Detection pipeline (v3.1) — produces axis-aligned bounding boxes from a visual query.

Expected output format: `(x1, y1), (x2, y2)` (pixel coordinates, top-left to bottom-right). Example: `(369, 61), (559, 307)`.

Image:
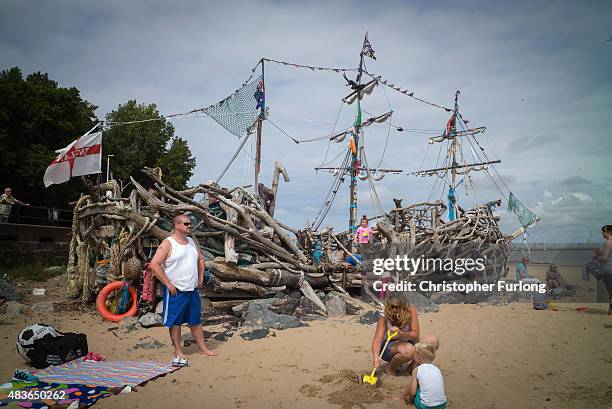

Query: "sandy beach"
(1, 263), (611, 409)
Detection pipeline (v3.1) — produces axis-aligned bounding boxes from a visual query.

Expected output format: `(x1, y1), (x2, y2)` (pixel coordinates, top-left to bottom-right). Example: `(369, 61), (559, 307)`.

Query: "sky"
(1, 0), (611, 243)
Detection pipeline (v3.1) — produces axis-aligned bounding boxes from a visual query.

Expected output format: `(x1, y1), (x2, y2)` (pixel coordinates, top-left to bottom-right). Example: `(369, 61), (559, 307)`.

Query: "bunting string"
(262, 58), (358, 73)
(363, 71), (453, 112)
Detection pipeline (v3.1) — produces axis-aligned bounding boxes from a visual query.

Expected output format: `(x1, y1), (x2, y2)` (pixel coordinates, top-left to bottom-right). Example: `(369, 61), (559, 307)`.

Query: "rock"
(482, 293), (506, 306)
(300, 314), (326, 322)
(344, 298), (364, 315)
(231, 302), (249, 317)
(504, 290), (520, 303)
(464, 291), (493, 304)
(139, 313), (163, 328)
(243, 298), (305, 330)
(202, 314), (240, 326)
(430, 292), (466, 305)
(0, 279), (18, 301)
(4, 301), (25, 317)
(30, 302), (55, 315)
(358, 310), (380, 325)
(155, 301), (163, 315)
(288, 290), (302, 299)
(268, 296), (300, 316)
(293, 296), (326, 318)
(324, 292), (346, 317)
(43, 266), (65, 275)
(240, 328), (269, 341)
(134, 336), (166, 349)
(408, 292), (439, 313)
(119, 316), (141, 333)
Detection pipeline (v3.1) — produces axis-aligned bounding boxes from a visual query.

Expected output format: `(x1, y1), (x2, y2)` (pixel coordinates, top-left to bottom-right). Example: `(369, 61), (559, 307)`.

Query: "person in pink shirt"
(355, 215), (374, 244)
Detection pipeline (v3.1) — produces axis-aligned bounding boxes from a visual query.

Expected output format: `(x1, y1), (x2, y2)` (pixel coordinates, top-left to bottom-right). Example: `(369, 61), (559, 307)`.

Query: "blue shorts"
(162, 287), (201, 327)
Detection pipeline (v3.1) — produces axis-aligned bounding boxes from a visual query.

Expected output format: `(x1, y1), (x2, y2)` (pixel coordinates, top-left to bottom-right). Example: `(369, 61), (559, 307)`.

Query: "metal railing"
(4, 205), (72, 227)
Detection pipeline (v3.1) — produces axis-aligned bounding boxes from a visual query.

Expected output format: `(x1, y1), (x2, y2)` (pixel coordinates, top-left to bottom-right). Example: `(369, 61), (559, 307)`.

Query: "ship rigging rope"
(320, 103), (345, 166)
(311, 150), (351, 231)
(359, 107), (393, 171)
(216, 132), (253, 183)
(318, 147), (350, 169)
(359, 135), (386, 216)
(456, 116), (507, 197)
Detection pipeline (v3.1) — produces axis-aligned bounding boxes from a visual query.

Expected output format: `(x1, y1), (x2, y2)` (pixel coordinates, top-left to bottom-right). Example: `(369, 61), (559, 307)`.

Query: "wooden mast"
(348, 53), (364, 253)
(255, 59), (265, 195)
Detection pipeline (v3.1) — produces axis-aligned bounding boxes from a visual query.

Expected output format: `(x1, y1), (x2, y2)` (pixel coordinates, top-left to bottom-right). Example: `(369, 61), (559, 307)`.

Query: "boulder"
(119, 316), (141, 333)
(268, 295), (300, 316)
(430, 292), (466, 305)
(324, 292), (346, 317)
(231, 302), (249, 317)
(358, 310), (380, 325)
(139, 313), (163, 328)
(345, 298), (364, 315)
(240, 328), (269, 341)
(464, 291), (493, 304)
(0, 279), (18, 301)
(30, 302), (55, 315)
(408, 292), (439, 313)
(293, 296), (326, 319)
(243, 298), (304, 330)
(155, 301), (163, 315)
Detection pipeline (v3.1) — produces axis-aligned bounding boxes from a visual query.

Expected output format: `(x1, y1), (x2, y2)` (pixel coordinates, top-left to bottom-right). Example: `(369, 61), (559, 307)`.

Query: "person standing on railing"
(0, 187), (29, 223)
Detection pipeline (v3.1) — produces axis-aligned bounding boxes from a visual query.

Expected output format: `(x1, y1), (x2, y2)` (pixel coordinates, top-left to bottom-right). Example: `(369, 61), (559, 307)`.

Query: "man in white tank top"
(151, 213), (217, 365)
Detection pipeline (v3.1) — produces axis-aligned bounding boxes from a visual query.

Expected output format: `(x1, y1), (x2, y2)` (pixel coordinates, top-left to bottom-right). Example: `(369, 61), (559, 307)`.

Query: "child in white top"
(399, 342), (447, 409)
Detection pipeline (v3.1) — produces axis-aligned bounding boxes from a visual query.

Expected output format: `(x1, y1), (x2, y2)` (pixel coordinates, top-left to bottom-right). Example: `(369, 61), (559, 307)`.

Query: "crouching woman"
(371, 292), (439, 375)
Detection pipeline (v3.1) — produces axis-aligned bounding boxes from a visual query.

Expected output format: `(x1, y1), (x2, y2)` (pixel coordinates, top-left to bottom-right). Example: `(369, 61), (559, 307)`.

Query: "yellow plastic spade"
(363, 329), (398, 385)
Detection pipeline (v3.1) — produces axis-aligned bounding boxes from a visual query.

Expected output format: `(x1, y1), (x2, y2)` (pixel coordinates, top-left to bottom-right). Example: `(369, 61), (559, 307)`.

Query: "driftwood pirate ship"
(65, 34), (538, 313)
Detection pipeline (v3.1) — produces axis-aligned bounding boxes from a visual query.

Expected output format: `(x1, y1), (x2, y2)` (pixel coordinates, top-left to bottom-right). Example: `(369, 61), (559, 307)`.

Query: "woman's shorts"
(380, 338), (415, 362)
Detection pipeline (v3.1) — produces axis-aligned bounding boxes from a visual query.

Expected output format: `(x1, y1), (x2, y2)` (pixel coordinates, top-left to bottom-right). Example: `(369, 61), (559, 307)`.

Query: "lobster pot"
(124, 256), (142, 282)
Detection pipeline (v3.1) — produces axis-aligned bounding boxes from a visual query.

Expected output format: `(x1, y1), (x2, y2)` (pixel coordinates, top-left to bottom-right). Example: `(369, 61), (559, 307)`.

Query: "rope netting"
(202, 75), (264, 139)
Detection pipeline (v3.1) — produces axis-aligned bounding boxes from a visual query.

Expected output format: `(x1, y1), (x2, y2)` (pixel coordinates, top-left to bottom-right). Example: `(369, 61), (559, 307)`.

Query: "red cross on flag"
(44, 129), (103, 187)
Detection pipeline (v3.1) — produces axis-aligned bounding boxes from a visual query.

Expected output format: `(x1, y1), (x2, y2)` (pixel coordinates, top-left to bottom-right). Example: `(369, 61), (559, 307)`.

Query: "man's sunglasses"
(180, 222), (191, 226)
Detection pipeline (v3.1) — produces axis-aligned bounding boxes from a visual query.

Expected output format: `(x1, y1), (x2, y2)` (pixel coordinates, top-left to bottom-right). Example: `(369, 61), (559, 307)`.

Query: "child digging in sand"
(397, 342), (447, 409)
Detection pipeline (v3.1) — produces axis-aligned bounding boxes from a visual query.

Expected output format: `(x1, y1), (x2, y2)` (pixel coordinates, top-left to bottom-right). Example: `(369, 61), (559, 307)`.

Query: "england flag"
(43, 129), (103, 187)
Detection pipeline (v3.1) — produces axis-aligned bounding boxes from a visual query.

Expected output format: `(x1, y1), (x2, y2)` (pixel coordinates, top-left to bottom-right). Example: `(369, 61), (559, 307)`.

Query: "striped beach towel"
(33, 358), (178, 387)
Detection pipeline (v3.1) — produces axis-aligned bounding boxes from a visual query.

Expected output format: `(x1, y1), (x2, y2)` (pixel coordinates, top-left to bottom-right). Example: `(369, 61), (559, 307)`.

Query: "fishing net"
(202, 75), (263, 139)
(508, 192), (537, 228)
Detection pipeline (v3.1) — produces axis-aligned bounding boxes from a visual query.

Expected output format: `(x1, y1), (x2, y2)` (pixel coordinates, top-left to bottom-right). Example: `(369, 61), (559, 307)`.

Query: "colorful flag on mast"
(44, 126), (103, 187)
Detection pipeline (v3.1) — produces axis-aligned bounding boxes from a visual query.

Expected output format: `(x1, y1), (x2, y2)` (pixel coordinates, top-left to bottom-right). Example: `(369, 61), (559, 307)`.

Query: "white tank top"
(163, 237), (199, 291)
(416, 363), (446, 407)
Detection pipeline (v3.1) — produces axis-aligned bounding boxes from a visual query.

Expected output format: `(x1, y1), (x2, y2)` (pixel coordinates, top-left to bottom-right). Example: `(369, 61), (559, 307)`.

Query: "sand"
(1, 265), (611, 409)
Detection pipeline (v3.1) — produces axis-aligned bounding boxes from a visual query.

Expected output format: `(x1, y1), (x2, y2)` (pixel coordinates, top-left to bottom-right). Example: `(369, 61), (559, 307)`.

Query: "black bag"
(27, 332), (88, 369)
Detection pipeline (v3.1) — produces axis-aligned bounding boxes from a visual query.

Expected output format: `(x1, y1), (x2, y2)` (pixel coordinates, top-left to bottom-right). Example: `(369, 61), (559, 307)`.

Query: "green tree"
(156, 137), (196, 189)
(0, 67), (98, 207)
(103, 100), (196, 189)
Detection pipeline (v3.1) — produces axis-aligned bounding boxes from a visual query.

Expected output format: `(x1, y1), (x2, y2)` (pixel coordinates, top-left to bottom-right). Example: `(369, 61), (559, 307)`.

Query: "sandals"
(171, 356), (189, 367)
